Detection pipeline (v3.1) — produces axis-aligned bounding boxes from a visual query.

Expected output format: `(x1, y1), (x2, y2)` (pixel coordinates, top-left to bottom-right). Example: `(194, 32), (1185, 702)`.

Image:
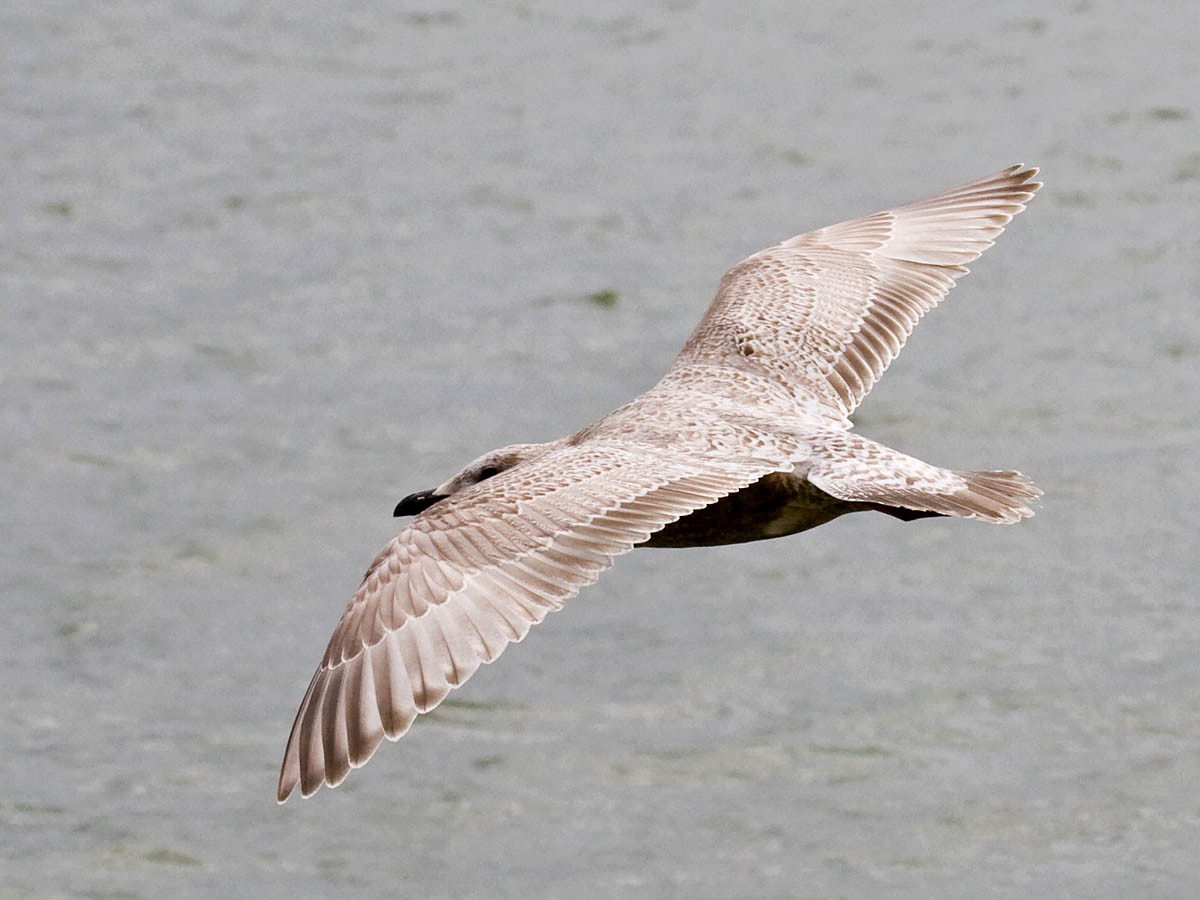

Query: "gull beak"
(393, 489), (443, 518)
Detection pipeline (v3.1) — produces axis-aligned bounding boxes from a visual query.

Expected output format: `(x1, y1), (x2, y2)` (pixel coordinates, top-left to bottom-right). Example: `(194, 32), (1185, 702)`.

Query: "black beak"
(393, 489), (443, 518)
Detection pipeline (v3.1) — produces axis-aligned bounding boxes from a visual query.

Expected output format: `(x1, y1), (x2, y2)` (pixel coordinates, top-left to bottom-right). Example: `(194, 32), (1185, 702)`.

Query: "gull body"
(279, 165), (1043, 802)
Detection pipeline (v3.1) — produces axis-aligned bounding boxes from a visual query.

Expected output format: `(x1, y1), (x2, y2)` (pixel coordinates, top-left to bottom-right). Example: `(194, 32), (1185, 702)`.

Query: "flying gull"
(278, 164), (1042, 801)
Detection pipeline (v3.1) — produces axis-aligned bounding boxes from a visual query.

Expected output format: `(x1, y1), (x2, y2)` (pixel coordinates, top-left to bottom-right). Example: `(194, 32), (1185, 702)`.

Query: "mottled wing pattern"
(672, 165), (1041, 417)
(278, 442), (786, 801)
(807, 432), (1041, 523)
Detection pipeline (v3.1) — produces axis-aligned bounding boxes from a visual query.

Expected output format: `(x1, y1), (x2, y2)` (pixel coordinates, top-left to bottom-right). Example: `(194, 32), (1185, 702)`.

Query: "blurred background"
(3, 2), (1196, 898)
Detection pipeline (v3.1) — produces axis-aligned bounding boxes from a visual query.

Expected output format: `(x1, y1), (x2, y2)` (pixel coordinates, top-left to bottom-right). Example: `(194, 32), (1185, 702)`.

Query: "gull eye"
(476, 464), (501, 481)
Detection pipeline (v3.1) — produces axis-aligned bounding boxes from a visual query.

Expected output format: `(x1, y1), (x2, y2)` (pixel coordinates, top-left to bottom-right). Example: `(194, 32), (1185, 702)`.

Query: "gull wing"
(670, 165), (1041, 417)
(278, 442), (785, 801)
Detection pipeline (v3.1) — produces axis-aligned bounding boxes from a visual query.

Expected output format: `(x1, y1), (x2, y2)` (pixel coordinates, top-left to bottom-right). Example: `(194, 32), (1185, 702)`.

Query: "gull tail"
(807, 434), (1041, 524)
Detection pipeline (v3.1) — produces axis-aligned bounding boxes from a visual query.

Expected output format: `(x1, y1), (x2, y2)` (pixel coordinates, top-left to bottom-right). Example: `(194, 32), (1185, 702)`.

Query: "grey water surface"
(3, 1), (1197, 898)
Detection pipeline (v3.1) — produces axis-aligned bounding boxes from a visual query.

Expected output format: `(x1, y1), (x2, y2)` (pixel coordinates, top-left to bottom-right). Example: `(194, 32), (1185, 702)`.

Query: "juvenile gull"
(278, 165), (1042, 801)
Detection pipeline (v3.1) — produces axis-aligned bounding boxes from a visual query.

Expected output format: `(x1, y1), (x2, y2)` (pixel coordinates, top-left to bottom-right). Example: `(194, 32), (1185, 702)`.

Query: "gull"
(278, 165), (1042, 801)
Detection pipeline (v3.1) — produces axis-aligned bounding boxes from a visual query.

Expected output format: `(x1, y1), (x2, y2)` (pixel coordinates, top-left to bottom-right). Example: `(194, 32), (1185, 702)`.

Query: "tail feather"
(807, 434), (1041, 524)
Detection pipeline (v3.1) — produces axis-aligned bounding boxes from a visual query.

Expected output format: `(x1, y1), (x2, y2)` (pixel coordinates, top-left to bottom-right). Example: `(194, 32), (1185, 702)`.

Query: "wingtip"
(276, 771), (297, 804)
(276, 767), (326, 803)
(1001, 163), (1043, 197)
(277, 736), (298, 803)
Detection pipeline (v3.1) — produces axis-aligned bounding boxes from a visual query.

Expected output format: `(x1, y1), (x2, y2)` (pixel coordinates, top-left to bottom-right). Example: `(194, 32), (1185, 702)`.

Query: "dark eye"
(476, 464), (501, 481)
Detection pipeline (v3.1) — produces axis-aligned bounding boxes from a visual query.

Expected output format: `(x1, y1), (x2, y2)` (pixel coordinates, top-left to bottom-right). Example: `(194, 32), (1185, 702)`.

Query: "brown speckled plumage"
(278, 165), (1043, 801)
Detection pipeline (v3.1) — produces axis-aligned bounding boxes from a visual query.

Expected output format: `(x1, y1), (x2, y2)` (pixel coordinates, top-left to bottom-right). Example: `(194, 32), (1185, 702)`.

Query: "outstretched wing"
(671, 165), (1041, 417)
(278, 442), (785, 801)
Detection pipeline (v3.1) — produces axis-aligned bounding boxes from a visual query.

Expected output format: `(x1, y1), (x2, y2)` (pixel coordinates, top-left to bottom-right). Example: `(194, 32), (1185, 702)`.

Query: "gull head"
(393, 442), (555, 517)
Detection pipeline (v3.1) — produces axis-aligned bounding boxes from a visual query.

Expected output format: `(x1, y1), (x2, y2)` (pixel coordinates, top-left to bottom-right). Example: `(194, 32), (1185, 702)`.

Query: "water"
(3, 1), (1197, 897)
